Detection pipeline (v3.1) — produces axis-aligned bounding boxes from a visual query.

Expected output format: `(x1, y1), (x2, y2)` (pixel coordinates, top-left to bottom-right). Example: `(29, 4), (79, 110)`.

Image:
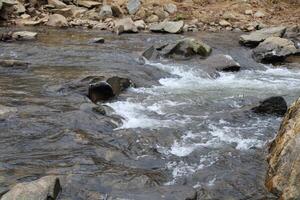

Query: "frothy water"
(106, 60), (300, 183)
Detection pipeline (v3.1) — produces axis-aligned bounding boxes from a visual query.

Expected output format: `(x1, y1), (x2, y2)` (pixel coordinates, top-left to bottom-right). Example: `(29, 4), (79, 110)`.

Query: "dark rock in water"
(0, 59), (29, 68)
(90, 37), (105, 43)
(200, 54), (241, 72)
(253, 37), (297, 63)
(141, 45), (159, 60)
(107, 76), (132, 95)
(283, 25), (300, 49)
(251, 96), (287, 116)
(1, 176), (61, 200)
(88, 81), (114, 103)
(239, 26), (286, 47)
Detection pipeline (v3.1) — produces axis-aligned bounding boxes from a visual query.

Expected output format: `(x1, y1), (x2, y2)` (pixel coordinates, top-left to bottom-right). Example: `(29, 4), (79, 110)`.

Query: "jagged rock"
(0, 176), (61, 200)
(11, 31), (37, 41)
(163, 3), (177, 14)
(127, 0), (140, 15)
(100, 5), (112, 18)
(48, 0), (66, 8)
(200, 54), (240, 72)
(253, 37), (297, 63)
(266, 97), (300, 200)
(114, 17), (138, 34)
(46, 14), (68, 27)
(149, 20), (184, 34)
(251, 96), (287, 116)
(77, 0), (101, 8)
(240, 26), (287, 47)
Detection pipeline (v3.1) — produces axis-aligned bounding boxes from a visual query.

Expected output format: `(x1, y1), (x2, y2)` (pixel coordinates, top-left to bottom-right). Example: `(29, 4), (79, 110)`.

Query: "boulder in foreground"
(1, 176), (61, 200)
(266, 97), (300, 200)
(251, 96), (287, 116)
(239, 26), (286, 47)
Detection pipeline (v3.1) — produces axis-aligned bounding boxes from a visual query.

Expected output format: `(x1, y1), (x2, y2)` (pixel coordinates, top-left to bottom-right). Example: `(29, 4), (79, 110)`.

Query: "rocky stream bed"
(0, 27), (300, 200)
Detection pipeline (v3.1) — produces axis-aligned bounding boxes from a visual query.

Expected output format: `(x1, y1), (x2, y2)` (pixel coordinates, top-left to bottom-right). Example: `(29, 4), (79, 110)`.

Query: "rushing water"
(0, 28), (300, 199)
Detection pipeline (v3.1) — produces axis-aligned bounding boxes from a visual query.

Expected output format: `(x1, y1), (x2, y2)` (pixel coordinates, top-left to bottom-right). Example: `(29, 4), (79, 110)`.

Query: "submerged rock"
(253, 37), (297, 63)
(266, 97), (300, 200)
(239, 26), (286, 47)
(251, 96), (287, 116)
(1, 176), (61, 200)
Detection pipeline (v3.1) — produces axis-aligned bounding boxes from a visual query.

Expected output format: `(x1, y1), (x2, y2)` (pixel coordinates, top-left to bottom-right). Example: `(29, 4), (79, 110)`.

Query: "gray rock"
(106, 76), (132, 95)
(99, 5), (112, 18)
(127, 0), (140, 15)
(114, 17), (138, 34)
(48, 0), (67, 8)
(1, 176), (61, 200)
(251, 96), (287, 116)
(163, 3), (177, 14)
(240, 26), (286, 47)
(283, 25), (300, 49)
(11, 31), (37, 41)
(149, 20), (184, 34)
(201, 54), (241, 72)
(253, 37), (297, 63)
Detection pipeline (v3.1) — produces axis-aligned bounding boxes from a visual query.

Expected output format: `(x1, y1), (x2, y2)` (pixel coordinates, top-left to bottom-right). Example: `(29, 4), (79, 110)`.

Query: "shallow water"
(0, 28), (300, 199)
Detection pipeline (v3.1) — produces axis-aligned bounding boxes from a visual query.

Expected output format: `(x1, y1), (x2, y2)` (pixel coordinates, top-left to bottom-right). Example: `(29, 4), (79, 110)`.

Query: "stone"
(48, 0), (66, 8)
(77, 0), (101, 8)
(69, 5), (87, 17)
(266, 97), (300, 199)
(149, 20), (184, 34)
(219, 19), (231, 27)
(88, 81), (114, 103)
(164, 3), (177, 14)
(254, 10), (265, 18)
(100, 5), (113, 18)
(0, 59), (29, 67)
(12, 31), (37, 41)
(106, 76), (132, 95)
(200, 54), (241, 72)
(251, 96), (287, 116)
(111, 5), (123, 17)
(52, 7), (73, 18)
(158, 37), (212, 59)
(154, 7), (169, 20)
(14, 1), (25, 14)
(245, 9), (253, 15)
(127, 0), (140, 15)
(253, 37), (297, 63)
(240, 26), (287, 47)
(90, 37), (104, 43)
(1, 176), (61, 200)
(145, 14), (159, 23)
(114, 17), (138, 34)
(46, 14), (68, 27)
(134, 19), (146, 30)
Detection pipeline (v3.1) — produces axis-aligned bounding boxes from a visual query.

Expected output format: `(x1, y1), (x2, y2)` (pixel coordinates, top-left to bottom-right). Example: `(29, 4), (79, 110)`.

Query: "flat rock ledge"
(266, 97), (300, 200)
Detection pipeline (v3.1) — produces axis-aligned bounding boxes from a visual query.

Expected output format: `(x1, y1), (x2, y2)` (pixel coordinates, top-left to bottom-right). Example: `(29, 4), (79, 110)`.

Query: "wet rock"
(141, 45), (159, 60)
(0, 59), (29, 67)
(46, 14), (68, 27)
(106, 76), (132, 95)
(88, 81), (114, 103)
(127, 0), (140, 15)
(240, 26), (287, 47)
(90, 37), (105, 43)
(266, 97), (300, 200)
(149, 20), (184, 34)
(253, 37), (297, 63)
(99, 5), (112, 18)
(163, 3), (177, 14)
(11, 31), (37, 41)
(48, 0), (67, 8)
(251, 96), (287, 116)
(77, 0), (101, 8)
(160, 37), (212, 59)
(115, 17), (138, 34)
(201, 54), (241, 72)
(1, 176), (61, 200)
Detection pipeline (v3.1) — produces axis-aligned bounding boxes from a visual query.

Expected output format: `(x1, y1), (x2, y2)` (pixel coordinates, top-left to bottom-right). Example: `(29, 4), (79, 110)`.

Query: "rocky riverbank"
(0, 0), (299, 33)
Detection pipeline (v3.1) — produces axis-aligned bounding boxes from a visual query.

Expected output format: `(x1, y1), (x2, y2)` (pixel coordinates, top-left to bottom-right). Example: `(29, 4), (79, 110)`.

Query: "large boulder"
(46, 14), (68, 27)
(239, 26), (286, 47)
(253, 37), (297, 63)
(251, 96), (287, 116)
(114, 17), (138, 34)
(266, 97), (300, 200)
(149, 20), (184, 34)
(1, 176), (61, 200)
